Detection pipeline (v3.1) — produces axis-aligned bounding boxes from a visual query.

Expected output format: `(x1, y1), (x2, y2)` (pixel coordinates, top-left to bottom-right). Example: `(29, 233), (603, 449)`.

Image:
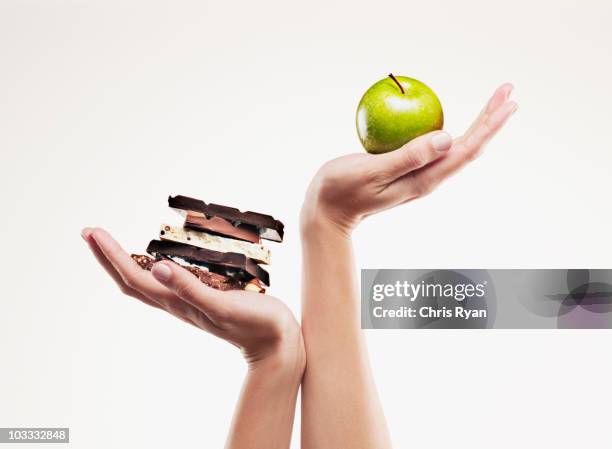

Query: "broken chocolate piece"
(132, 254), (155, 271)
(169, 195), (284, 242)
(127, 195), (281, 294)
(159, 223), (271, 264)
(146, 239), (270, 286)
(244, 278), (265, 293)
(184, 212), (262, 244)
(131, 254), (265, 293)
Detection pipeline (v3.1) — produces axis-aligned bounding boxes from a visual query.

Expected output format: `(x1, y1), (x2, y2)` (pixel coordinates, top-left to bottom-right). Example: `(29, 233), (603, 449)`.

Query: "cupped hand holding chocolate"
(81, 227), (304, 368)
(301, 83), (518, 235)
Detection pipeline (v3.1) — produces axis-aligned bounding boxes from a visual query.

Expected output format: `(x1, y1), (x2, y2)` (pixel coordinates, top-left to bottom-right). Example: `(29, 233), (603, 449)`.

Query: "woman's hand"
(301, 83), (517, 236)
(81, 228), (305, 372)
(83, 228), (304, 449)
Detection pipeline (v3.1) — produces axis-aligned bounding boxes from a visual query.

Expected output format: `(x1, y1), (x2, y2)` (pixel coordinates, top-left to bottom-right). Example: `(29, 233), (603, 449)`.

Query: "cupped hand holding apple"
(301, 82), (517, 235)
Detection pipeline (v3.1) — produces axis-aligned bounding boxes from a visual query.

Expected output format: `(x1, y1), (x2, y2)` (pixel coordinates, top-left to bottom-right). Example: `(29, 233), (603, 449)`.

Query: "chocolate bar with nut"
(131, 254), (264, 293)
(131, 195), (283, 294)
(146, 239), (270, 286)
(159, 223), (271, 264)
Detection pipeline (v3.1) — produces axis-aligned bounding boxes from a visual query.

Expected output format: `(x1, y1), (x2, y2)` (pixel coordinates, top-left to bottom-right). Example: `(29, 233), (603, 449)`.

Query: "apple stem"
(388, 73), (405, 94)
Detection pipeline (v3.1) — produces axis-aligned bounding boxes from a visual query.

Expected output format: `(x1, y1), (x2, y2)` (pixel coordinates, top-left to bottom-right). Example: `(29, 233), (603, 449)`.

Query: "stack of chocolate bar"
(132, 195), (284, 293)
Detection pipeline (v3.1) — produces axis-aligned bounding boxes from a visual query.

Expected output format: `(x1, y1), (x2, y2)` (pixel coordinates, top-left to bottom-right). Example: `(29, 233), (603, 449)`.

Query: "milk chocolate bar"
(185, 211), (261, 243)
(169, 195), (284, 242)
(159, 223), (271, 264)
(146, 239), (270, 286)
(131, 254), (265, 293)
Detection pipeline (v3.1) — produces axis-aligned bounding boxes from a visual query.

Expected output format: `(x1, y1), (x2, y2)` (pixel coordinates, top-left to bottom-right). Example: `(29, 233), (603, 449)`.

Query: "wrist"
(247, 327), (305, 381)
(300, 174), (361, 238)
(300, 198), (354, 243)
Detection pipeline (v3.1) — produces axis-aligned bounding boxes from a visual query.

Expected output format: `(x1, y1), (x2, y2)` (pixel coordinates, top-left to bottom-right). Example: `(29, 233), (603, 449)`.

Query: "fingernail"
(81, 228), (90, 242)
(432, 132), (452, 151)
(152, 263), (172, 282)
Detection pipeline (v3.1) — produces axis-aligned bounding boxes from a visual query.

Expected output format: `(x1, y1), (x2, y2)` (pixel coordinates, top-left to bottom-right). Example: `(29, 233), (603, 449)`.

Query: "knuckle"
(175, 280), (197, 300)
(365, 167), (389, 185)
(316, 155), (362, 187)
(315, 160), (339, 184)
(413, 183), (427, 197)
(317, 172), (339, 193)
(164, 300), (184, 316)
(122, 271), (146, 291)
(211, 304), (232, 323)
(421, 183), (434, 196)
(413, 177), (434, 197)
(481, 117), (494, 136)
(467, 146), (484, 162)
(405, 150), (426, 169)
(122, 277), (136, 290)
(313, 164), (340, 197)
(118, 284), (133, 296)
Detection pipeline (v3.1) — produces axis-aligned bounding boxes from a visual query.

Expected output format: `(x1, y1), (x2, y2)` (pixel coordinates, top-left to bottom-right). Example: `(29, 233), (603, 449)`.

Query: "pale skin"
(81, 227), (305, 449)
(299, 83), (517, 449)
(83, 83), (516, 448)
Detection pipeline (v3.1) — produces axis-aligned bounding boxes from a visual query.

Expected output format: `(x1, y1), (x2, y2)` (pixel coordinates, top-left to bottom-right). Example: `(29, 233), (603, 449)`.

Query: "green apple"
(356, 74), (443, 154)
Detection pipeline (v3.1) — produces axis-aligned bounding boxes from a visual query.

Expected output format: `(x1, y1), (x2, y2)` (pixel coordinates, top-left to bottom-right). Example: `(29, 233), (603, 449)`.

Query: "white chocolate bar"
(159, 224), (271, 264)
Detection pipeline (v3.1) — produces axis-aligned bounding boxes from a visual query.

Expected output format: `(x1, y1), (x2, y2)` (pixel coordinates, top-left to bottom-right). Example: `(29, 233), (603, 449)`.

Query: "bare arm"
(300, 84), (517, 449)
(226, 351), (303, 449)
(301, 218), (391, 449)
(82, 228), (305, 449)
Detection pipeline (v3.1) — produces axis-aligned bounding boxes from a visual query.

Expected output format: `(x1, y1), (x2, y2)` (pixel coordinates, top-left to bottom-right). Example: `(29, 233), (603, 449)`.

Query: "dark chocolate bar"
(131, 254), (264, 292)
(146, 239), (270, 286)
(169, 195), (284, 242)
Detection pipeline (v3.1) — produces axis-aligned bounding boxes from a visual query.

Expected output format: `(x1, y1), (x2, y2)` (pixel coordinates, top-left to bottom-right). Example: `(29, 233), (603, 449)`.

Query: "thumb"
(151, 260), (230, 317)
(374, 130), (452, 180)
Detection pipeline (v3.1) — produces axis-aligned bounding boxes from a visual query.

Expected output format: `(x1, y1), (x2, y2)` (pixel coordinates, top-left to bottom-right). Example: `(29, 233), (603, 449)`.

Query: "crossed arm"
(83, 83), (516, 449)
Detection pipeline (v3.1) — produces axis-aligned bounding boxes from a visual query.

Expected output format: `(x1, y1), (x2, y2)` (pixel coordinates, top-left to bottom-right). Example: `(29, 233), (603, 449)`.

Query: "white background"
(1, 1), (611, 448)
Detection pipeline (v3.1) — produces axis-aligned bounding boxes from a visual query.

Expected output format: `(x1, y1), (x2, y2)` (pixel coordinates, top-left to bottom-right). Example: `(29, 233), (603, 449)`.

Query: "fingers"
(89, 228), (178, 303)
(81, 227), (163, 310)
(87, 228), (208, 325)
(462, 100), (517, 157)
(462, 83), (517, 156)
(464, 82), (513, 138)
(82, 228), (226, 333)
(150, 260), (230, 322)
(381, 83), (517, 204)
(373, 130), (453, 181)
(414, 83), (516, 186)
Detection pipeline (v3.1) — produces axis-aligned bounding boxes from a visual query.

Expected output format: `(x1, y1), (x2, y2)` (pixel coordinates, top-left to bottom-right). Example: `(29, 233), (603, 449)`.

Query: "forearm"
(225, 347), (304, 449)
(300, 215), (392, 449)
